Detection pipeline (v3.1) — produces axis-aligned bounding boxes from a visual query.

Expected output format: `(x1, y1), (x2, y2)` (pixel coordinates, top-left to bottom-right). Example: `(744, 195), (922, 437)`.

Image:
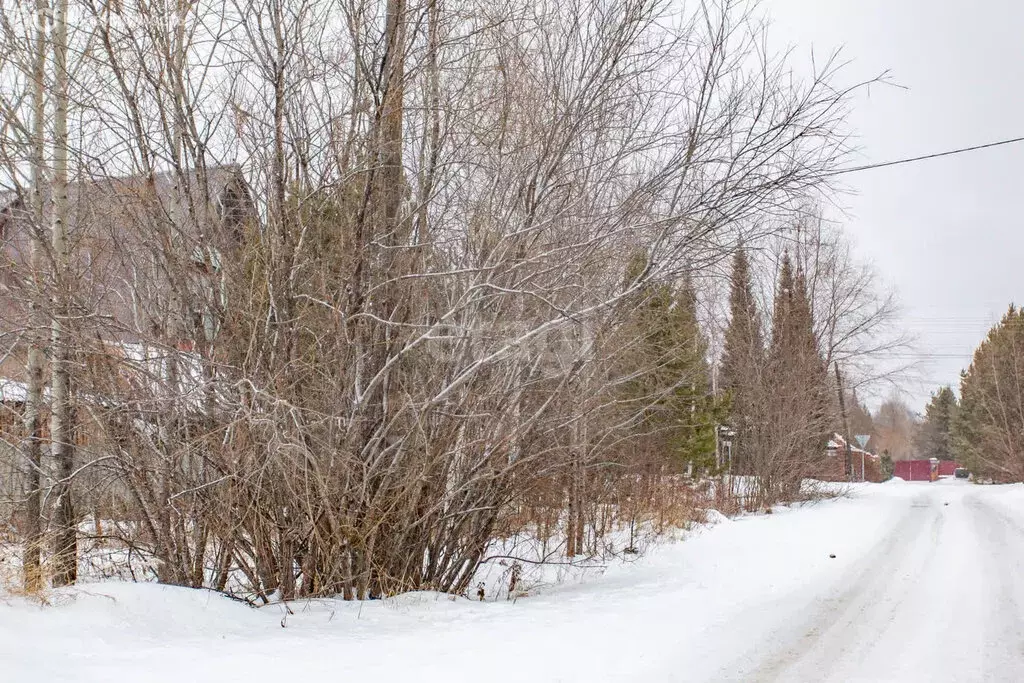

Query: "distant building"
(0, 167), (255, 513)
(892, 458), (963, 482)
(817, 434), (883, 482)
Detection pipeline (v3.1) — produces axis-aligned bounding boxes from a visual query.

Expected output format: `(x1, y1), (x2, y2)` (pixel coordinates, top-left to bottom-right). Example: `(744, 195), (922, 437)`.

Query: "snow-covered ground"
(3, 480), (1022, 682)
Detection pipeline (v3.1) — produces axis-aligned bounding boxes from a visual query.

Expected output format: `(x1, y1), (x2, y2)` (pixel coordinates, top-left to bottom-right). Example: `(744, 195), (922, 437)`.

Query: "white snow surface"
(4, 480), (1023, 682)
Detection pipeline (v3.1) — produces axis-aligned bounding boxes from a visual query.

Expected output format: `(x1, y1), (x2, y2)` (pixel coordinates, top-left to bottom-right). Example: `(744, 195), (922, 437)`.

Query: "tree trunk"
(50, 0), (76, 587)
(21, 0), (49, 595)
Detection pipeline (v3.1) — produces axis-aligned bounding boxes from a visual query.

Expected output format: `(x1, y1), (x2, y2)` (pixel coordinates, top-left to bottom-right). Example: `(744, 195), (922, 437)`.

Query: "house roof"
(0, 165), (253, 347)
(827, 433), (874, 457)
(0, 164), (251, 233)
(0, 378), (28, 403)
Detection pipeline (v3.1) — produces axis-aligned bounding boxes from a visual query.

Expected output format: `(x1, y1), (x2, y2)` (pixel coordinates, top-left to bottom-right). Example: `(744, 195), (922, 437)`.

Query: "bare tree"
(873, 394), (920, 462)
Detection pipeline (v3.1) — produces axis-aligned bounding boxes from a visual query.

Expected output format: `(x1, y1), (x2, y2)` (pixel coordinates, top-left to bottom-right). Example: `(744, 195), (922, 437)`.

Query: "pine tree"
(916, 386), (958, 461)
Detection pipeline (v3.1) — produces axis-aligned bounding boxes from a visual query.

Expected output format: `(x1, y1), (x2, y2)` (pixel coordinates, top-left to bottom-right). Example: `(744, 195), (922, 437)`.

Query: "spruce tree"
(792, 267), (831, 450)
(768, 253), (797, 363)
(957, 305), (1024, 479)
(769, 257), (823, 386)
(622, 260), (723, 471)
(720, 248), (763, 397)
(766, 253), (831, 475)
(668, 277), (726, 469)
(916, 386), (958, 461)
(719, 248), (764, 472)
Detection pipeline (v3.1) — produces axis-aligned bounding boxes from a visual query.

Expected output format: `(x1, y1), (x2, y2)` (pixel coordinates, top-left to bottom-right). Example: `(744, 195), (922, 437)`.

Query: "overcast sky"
(763, 0), (1024, 412)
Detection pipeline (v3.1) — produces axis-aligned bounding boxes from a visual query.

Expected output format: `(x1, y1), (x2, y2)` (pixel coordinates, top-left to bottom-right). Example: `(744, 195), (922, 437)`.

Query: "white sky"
(765, 0), (1024, 411)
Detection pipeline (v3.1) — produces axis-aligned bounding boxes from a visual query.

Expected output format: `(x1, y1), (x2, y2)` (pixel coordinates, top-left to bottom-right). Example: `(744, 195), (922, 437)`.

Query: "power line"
(827, 135), (1024, 177)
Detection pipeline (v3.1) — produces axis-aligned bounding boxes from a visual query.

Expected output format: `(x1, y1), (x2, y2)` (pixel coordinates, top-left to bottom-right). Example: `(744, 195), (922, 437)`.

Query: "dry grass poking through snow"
(0, 476), (844, 602)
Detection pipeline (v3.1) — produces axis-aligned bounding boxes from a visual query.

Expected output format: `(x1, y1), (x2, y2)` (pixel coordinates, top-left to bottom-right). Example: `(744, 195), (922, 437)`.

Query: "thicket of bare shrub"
(0, 0), (894, 600)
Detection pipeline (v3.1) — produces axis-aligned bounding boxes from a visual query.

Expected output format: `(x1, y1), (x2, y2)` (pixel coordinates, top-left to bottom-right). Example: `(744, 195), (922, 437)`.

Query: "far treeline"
(875, 306), (1024, 484)
(0, 0), (902, 600)
(863, 306), (1024, 482)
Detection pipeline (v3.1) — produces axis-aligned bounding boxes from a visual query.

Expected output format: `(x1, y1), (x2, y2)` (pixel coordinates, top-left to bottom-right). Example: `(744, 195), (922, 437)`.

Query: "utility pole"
(835, 364), (853, 481)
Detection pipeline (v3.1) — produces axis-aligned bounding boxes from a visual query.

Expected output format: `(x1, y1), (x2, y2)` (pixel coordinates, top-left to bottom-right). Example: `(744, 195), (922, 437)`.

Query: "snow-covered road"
(737, 482), (1024, 682)
(4, 480), (1023, 682)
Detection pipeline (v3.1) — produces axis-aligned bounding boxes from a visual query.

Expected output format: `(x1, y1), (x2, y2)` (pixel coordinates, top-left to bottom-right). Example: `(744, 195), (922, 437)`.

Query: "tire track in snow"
(737, 491), (943, 682)
(962, 493), (1024, 679)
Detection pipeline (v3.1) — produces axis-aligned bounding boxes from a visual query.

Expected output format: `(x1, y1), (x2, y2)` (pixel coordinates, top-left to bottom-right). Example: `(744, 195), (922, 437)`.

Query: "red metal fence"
(893, 460), (932, 481)
(893, 459), (963, 481)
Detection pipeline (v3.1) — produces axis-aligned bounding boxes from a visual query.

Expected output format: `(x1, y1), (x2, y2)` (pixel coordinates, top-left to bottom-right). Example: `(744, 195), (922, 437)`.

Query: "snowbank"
(0, 483), (933, 682)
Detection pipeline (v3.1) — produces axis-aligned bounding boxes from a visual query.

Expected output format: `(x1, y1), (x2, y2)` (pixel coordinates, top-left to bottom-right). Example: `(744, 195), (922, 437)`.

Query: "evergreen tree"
(720, 247), (764, 397)
(916, 386), (958, 461)
(793, 270), (832, 447)
(957, 305), (1024, 480)
(719, 247), (764, 472)
(671, 275), (710, 395)
(768, 253), (797, 362)
(769, 258), (824, 388)
(668, 277), (728, 468)
(766, 253), (831, 471)
(622, 258), (724, 471)
(880, 453), (895, 481)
